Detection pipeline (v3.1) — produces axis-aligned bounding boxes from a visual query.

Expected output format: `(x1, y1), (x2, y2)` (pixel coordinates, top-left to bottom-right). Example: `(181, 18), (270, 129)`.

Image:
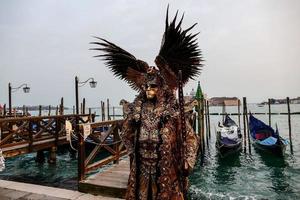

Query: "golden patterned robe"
(121, 97), (199, 200)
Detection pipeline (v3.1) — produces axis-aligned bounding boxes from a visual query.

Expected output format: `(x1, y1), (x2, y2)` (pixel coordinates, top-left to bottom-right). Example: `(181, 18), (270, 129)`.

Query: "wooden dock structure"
(0, 114), (93, 158)
(79, 159), (129, 198)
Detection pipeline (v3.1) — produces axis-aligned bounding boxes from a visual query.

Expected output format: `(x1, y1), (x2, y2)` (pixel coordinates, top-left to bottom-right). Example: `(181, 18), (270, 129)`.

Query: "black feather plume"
(158, 7), (203, 84)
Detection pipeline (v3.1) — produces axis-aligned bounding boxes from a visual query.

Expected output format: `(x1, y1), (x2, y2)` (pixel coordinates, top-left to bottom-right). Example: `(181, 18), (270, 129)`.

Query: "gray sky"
(0, 0), (299, 108)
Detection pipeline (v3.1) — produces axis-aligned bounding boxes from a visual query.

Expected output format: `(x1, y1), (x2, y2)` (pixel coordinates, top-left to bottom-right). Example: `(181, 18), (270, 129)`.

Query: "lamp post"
(8, 83), (30, 114)
(75, 76), (97, 181)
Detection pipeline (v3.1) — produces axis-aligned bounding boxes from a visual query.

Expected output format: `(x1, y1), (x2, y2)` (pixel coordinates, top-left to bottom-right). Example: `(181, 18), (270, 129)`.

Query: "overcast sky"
(0, 0), (299, 108)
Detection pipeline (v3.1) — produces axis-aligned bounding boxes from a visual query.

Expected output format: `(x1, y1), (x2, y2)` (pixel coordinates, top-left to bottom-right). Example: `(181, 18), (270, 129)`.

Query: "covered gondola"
(216, 115), (242, 156)
(249, 114), (288, 156)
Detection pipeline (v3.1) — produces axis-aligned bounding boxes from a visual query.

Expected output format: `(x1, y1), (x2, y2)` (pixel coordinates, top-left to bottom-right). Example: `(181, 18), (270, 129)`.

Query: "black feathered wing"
(90, 37), (149, 91)
(156, 7), (203, 88)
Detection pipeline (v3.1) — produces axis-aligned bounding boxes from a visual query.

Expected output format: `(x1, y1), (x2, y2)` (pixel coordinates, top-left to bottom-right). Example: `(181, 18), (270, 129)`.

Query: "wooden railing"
(0, 114), (93, 158)
(78, 119), (126, 180)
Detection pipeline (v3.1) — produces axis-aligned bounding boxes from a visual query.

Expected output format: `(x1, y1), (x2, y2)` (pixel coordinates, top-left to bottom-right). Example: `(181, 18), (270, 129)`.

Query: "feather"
(157, 7), (203, 86)
(90, 37), (149, 91)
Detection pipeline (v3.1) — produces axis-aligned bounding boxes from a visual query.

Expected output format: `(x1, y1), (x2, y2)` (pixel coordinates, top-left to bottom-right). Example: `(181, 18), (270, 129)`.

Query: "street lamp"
(8, 83), (30, 114)
(74, 76), (97, 181)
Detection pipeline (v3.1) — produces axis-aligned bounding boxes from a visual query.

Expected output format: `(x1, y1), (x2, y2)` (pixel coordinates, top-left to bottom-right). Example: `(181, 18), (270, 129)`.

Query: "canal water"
(0, 104), (299, 199)
(189, 104), (300, 200)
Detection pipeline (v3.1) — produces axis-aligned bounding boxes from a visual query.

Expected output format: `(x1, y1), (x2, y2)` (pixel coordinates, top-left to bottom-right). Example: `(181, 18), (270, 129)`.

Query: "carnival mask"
(146, 83), (158, 99)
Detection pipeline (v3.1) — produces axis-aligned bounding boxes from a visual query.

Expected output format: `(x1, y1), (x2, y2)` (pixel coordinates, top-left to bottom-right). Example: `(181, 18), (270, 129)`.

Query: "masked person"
(91, 7), (203, 200)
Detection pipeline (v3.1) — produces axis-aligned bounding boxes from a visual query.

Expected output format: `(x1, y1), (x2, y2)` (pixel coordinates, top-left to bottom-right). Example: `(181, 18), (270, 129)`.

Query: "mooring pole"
(48, 105), (51, 116)
(113, 106), (115, 120)
(60, 97), (64, 115)
(244, 97), (251, 154)
(82, 98), (86, 114)
(205, 100), (209, 147)
(243, 97), (247, 153)
(39, 105), (42, 116)
(222, 102), (226, 123)
(107, 98), (110, 120)
(8, 83), (12, 114)
(268, 98), (271, 126)
(207, 100), (211, 139)
(286, 97), (293, 154)
(238, 99), (241, 128)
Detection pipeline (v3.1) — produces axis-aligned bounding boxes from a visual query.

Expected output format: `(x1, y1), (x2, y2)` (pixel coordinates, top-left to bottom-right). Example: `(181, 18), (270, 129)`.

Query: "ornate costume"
(91, 6), (203, 200)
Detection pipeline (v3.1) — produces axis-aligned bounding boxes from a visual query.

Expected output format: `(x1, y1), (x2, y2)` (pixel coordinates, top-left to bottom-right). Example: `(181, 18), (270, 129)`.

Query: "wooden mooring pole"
(205, 100), (209, 147)
(243, 97), (247, 153)
(222, 102), (226, 123)
(244, 97), (251, 154)
(39, 105), (42, 116)
(207, 100), (211, 139)
(82, 98), (86, 114)
(238, 99), (241, 128)
(268, 98), (271, 126)
(107, 98), (110, 120)
(287, 97), (293, 154)
(113, 106), (115, 120)
(60, 97), (64, 115)
(201, 99), (205, 153)
(48, 105), (51, 116)
(197, 101), (202, 153)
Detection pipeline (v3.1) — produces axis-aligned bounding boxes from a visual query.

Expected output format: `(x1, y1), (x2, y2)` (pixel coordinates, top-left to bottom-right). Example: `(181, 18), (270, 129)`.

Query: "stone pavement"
(0, 180), (123, 200)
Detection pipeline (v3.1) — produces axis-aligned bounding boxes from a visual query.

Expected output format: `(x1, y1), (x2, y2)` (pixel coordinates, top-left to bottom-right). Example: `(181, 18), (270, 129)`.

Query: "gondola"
(216, 115), (242, 156)
(249, 114), (288, 156)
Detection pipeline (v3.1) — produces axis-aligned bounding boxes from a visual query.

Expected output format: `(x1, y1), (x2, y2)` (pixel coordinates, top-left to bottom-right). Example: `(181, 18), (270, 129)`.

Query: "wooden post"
(60, 97), (64, 115)
(28, 121), (33, 152)
(49, 118), (59, 164)
(201, 99), (205, 153)
(92, 112), (96, 122)
(100, 101), (102, 121)
(82, 98), (86, 114)
(73, 106), (75, 114)
(207, 100), (211, 139)
(35, 150), (45, 164)
(268, 98), (271, 126)
(107, 98), (110, 120)
(238, 99), (241, 128)
(38, 105), (42, 116)
(113, 106), (115, 120)
(244, 97), (251, 154)
(88, 108), (91, 115)
(113, 126), (120, 164)
(56, 106), (59, 115)
(101, 101), (105, 121)
(3, 104), (6, 116)
(23, 105), (26, 115)
(205, 100), (209, 147)
(243, 97), (247, 153)
(48, 105), (51, 116)
(80, 103), (83, 114)
(222, 102), (226, 123)
(196, 101), (202, 155)
(287, 97), (293, 154)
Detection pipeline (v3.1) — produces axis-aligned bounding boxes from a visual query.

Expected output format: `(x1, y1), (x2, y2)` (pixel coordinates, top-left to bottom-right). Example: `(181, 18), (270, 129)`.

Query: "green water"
(189, 104), (300, 200)
(0, 104), (299, 199)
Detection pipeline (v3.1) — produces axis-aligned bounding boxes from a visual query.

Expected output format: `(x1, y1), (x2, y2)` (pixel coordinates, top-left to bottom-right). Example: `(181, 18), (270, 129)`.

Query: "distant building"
(208, 97), (239, 106)
(290, 97), (300, 104)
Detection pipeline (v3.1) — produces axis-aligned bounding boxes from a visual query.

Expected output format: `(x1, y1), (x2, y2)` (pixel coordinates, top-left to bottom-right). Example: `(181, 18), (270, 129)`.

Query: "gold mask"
(146, 84), (158, 99)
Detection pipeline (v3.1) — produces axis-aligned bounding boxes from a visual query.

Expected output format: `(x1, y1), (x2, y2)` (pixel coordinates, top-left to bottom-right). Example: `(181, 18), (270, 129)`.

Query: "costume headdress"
(91, 6), (203, 90)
